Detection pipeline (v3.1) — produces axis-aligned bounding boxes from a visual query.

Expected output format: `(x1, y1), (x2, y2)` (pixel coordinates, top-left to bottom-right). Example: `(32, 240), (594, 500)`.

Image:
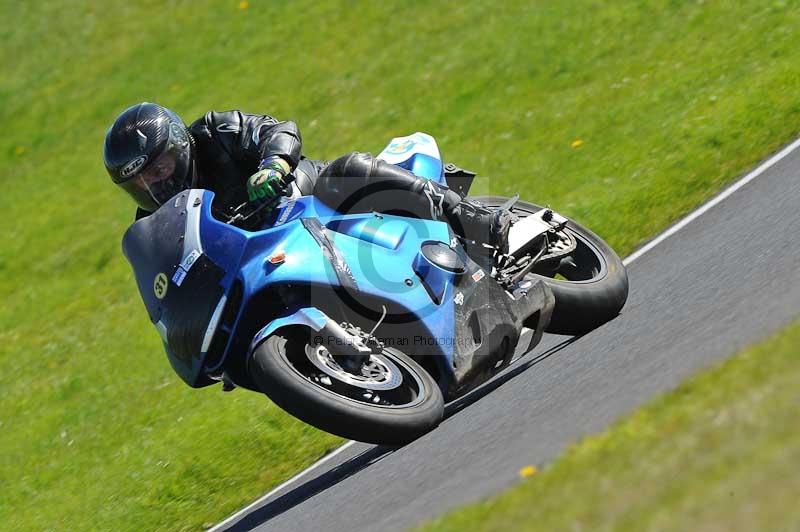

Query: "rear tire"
(472, 196), (628, 335)
(249, 327), (444, 445)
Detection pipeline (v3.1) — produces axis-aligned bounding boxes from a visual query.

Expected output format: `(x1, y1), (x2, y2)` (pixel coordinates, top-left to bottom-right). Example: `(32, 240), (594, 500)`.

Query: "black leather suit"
(180, 110), (463, 222)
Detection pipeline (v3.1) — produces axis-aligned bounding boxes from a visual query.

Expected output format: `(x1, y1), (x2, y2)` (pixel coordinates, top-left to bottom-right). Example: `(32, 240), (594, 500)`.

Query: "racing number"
(153, 272), (169, 299)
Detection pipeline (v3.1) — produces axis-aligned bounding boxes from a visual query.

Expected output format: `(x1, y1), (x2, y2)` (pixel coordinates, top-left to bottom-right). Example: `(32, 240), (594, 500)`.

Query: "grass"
(416, 320), (800, 532)
(1, 0), (800, 530)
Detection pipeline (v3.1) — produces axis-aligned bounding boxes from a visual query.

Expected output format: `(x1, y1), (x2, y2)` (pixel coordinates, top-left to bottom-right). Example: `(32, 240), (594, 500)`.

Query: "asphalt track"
(215, 139), (800, 531)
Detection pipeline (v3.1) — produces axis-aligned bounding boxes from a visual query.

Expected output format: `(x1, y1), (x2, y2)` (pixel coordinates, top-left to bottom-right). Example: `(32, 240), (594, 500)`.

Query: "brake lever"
(225, 174), (296, 226)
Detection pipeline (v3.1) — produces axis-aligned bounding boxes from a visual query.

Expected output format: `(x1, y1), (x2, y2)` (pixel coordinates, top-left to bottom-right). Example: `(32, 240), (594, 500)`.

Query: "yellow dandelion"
(571, 139), (584, 149)
(519, 465), (538, 478)
(238, 0), (249, 9)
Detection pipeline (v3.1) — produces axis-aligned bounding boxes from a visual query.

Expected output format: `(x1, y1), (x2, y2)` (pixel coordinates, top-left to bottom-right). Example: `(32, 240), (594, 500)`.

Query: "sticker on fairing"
(454, 291), (464, 305)
(170, 249), (201, 287)
(274, 200), (296, 226)
(154, 273), (169, 299)
(471, 269), (485, 282)
(385, 139), (415, 155)
(180, 249), (201, 272)
(172, 267), (188, 287)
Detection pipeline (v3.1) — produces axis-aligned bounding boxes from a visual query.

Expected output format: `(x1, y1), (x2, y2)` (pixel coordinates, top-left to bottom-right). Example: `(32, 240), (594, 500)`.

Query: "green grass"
(416, 320), (800, 532)
(2, 0), (800, 530)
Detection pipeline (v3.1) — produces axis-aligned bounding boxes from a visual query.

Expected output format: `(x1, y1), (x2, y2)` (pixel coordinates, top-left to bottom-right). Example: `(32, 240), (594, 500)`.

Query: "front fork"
(316, 318), (373, 371)
(249, 307), (375, 370)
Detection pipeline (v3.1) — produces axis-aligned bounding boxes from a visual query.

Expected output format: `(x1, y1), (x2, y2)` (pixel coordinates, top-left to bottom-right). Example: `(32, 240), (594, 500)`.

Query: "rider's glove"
(247, 156), (291, 204)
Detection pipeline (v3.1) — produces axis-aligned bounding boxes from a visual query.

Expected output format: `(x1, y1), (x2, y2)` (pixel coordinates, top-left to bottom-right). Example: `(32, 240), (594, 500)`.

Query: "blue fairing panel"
(408, 153), (445, 184)
(329, 217), (409, 250)
(193, 192), (457, 371)
(377, 132), (445, 183)
(249, 307), (328, 352)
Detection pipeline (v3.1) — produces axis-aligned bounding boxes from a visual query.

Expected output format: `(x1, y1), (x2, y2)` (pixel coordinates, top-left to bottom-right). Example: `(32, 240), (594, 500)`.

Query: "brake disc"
(305, 344), (403, 390)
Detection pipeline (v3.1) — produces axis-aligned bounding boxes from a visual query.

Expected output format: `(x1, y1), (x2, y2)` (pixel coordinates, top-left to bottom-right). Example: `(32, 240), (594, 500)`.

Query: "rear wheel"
(472, 196), (628, 335)
(249, 326), (444, 445)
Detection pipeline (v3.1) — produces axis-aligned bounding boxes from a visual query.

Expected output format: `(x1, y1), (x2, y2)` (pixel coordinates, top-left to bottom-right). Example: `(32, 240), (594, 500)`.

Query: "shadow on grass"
(221, 335), (579, 531)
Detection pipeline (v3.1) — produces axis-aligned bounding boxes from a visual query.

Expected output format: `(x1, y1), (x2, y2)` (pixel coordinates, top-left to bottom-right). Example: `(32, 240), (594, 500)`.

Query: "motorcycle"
(123, 133), (628, 445)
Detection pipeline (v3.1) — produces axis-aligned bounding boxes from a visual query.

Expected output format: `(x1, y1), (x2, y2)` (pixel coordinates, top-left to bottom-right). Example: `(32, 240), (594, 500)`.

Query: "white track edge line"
(208, 440), (358, 531)
(623, 137), (800, 265)
(209, 136), (800, 531)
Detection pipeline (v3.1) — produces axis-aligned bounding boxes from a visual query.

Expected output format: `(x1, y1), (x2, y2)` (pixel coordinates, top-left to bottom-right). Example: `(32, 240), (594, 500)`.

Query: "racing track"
(214, 139), (800, 531)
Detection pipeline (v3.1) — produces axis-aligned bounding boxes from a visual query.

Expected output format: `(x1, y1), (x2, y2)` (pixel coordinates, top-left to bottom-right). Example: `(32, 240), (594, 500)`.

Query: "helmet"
(104, 103), (194, 212)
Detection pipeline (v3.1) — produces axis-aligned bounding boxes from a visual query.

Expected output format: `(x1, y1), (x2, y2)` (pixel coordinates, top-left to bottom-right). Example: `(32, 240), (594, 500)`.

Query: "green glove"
(247, 156), (291, 204)
(247, 168), (284, 202)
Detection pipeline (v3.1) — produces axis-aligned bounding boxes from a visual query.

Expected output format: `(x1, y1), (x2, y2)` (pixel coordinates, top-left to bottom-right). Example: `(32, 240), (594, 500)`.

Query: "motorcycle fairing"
(218, 196), (460, 365)
(301, 217), (359, 291)
(122, 190), (225, 387)
(122, 190), (461, 384)
(377, 132), (445, 184)
(248, 307), (328, 353)
(447, 265), (554, 399)
(377, 132), (476, 196)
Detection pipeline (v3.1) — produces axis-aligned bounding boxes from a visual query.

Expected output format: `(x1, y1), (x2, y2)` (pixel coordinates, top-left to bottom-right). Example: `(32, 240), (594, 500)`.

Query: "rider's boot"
(401, 174), (512, 259)
(443, 195), (512, 257)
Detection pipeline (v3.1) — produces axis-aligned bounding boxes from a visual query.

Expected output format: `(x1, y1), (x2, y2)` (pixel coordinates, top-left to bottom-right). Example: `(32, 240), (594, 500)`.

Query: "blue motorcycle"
(123, 133), (627, 444)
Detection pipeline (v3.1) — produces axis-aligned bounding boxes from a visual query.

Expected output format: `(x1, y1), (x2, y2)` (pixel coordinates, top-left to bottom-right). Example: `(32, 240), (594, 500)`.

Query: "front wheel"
(472, 196), (629, 335)
(249, 327), (444, 445)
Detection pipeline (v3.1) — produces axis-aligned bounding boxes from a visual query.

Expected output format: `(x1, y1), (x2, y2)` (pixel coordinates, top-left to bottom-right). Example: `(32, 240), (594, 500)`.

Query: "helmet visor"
(119, 123), (192, 212)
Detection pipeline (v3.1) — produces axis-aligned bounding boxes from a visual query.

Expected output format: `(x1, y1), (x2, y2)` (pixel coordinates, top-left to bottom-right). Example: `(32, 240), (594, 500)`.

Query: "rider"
(103, 102), (510, 254)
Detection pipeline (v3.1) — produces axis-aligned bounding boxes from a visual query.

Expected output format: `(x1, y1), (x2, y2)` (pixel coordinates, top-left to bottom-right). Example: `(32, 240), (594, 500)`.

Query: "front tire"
(249, 327), (444, 445)
(472, 196), (629, 335)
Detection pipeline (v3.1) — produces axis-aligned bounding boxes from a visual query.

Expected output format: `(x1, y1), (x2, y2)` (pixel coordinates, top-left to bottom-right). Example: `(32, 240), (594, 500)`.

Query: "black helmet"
(104, 103), (194, 212)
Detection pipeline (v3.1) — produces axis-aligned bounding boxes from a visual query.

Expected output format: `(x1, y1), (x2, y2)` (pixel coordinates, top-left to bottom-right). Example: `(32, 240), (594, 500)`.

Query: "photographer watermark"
(312, 333), (475, 352)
